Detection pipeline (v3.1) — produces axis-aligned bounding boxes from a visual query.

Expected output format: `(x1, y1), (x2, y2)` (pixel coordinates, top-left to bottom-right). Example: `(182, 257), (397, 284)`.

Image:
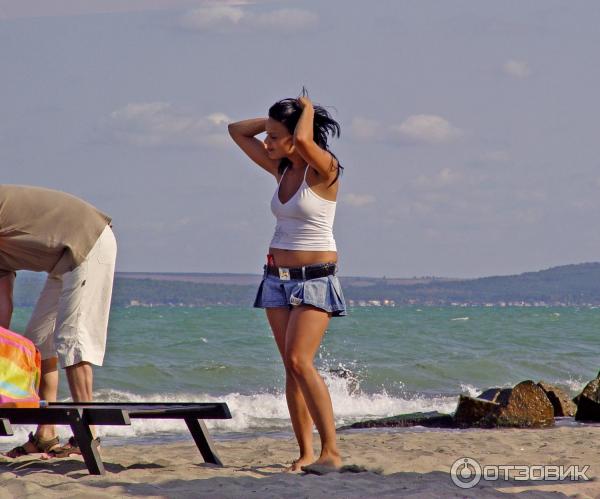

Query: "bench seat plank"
(0, 402), (231, 475)
(47, 402), (232, 419)
(0, 407), (130, 426)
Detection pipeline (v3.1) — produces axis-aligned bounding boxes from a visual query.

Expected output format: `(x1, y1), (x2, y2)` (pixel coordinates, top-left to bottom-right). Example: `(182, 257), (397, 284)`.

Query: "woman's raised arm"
(228, 118), (279, 176)
(293, 97), (339, 182)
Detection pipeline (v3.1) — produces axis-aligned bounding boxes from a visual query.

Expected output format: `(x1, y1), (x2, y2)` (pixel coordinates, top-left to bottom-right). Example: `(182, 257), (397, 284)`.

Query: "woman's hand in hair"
(297, 96), (313, 110)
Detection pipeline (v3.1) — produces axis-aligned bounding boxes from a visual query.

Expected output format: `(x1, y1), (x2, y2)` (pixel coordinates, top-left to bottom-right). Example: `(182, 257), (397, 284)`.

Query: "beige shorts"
(25, 225), (117, 368)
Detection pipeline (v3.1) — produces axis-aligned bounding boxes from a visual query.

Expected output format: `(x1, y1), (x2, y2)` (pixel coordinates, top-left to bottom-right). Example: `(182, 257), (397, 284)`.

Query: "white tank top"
(269, 166), (337, 251)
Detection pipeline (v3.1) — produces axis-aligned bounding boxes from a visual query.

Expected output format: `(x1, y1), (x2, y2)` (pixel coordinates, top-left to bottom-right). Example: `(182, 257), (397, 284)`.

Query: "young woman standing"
(228, 94), (346, 472)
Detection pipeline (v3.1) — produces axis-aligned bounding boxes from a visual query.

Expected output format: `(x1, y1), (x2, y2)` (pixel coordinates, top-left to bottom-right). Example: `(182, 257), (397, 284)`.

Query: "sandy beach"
(1, 426), (599, 498)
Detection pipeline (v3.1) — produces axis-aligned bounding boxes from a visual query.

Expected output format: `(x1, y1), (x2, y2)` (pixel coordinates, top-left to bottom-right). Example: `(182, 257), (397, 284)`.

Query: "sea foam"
(0, 371), (461, 446)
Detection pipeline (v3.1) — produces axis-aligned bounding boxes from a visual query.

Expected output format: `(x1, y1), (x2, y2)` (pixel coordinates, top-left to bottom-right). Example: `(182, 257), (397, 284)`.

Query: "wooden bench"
(0, 401), (231, 475)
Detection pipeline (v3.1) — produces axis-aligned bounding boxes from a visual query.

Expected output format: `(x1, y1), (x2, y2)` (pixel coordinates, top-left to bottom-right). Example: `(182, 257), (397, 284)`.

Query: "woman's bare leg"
(266, 307), (315, 470)
(285, 305), (341, 468)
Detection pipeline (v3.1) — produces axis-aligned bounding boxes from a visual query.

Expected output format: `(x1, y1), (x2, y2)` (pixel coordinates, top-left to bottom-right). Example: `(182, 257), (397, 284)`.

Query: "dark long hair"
(268, 90), (343, 184)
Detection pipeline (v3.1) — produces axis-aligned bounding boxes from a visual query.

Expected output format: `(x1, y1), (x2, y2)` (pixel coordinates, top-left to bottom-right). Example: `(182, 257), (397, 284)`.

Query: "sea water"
(2, 306), (598, 446)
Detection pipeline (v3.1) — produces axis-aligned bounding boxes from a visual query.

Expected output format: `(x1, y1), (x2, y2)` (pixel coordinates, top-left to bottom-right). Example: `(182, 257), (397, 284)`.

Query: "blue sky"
(1, 1), (599, 277)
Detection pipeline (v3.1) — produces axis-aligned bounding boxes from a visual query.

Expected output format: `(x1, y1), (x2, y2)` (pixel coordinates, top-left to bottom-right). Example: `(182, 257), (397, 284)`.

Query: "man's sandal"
(47, 436), (101, 458)
(3, 432), (60, 458)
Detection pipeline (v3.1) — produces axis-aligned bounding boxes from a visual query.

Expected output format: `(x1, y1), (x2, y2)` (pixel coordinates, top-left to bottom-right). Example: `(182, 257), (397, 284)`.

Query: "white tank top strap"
(279, 164), (308, 185)
(278, 166), (288, 185)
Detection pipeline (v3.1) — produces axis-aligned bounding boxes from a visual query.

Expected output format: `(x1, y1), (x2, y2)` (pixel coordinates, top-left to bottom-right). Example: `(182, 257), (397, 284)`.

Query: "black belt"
(265, 263), (337, 281)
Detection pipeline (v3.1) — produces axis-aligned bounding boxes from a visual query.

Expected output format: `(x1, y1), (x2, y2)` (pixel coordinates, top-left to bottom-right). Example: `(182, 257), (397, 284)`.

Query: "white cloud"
(0, 1), (251, 20)
(514, 207), (542, 224)
(251, 9), (318, 32)
(343, 193), (376, 207)
(391, 114), (462, 144)
(438, 167), (458, 185)
(480, 150), (511, 163)
(413, 168), (462, 190)
(503, 59), (531, 79)
(107, 102), (231, 148)
(349, 115), (461, 145)
(350, 117), (382, 141)
(515, 189), (547, 202)
(206, 112), (230, 125)
(408, 200), (436, 216)
(181, 5), (244, 30)
(174, 216), (192, 228)
(180, 5), (317, 32)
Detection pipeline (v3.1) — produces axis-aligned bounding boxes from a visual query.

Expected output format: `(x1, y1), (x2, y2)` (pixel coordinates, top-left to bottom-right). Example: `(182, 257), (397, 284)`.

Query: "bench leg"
(184, 418), (223, 466)
(67, 409), (105, 475)
(0, 418), (13, 436)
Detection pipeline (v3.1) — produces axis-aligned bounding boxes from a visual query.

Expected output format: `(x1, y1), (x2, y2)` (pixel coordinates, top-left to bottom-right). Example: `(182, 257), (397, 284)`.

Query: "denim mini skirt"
(253, 268), (347, 317)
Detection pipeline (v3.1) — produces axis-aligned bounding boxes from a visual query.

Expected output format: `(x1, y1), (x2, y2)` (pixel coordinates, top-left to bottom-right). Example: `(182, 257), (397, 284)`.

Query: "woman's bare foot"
(301, 450), (342, 474)
(313, 450), (342, 469)
(285, 454), (315, 472)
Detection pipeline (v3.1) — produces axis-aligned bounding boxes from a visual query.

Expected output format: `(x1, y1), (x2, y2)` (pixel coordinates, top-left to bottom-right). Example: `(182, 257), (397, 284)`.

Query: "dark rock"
(455, 382), (555, 428)
(537, 381), (577, 417)
(491, 380), (554, 428)
(476, 388), (502, 402)
(575, 377), (600, 422)
(574, 371), (600, 407)
(338, 411), (455, 430)
(454, 395), (500, 427)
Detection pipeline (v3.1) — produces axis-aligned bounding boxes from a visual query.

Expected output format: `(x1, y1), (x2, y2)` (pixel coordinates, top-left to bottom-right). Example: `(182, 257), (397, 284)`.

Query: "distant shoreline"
(115, 271), (459, 286)
(13, 262), (600, 307)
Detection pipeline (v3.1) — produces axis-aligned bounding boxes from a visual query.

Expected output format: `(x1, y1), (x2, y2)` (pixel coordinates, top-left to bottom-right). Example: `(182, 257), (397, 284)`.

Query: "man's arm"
(0, 272), (16, 328)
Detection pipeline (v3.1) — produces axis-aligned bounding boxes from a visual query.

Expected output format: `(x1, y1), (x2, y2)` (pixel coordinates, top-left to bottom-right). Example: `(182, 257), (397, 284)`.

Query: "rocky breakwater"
(341, 374), (598, 430)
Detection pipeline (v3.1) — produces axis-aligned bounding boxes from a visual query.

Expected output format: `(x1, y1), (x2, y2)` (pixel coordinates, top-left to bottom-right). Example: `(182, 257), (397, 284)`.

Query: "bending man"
(0, 184), (116, 457)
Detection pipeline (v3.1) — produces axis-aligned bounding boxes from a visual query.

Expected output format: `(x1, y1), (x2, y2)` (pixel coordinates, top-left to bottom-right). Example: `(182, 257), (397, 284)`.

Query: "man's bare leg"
(65, 361), (93, 402)
(36, 358), (60, 439)
(65, 361), (96, 441)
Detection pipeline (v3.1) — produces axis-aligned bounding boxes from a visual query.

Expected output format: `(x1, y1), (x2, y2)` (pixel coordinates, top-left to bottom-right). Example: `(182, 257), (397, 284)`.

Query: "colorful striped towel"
(0, 326), (41, 408)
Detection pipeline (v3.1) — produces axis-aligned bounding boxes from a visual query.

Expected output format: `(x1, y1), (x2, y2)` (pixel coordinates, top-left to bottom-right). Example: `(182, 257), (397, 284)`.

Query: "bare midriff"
(268, 248), (337, 268)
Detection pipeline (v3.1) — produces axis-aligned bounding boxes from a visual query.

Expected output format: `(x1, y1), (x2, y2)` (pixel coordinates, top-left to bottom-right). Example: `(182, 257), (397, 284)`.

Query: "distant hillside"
(12, 262), (600, 307)
(341, 262), (600, 306)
